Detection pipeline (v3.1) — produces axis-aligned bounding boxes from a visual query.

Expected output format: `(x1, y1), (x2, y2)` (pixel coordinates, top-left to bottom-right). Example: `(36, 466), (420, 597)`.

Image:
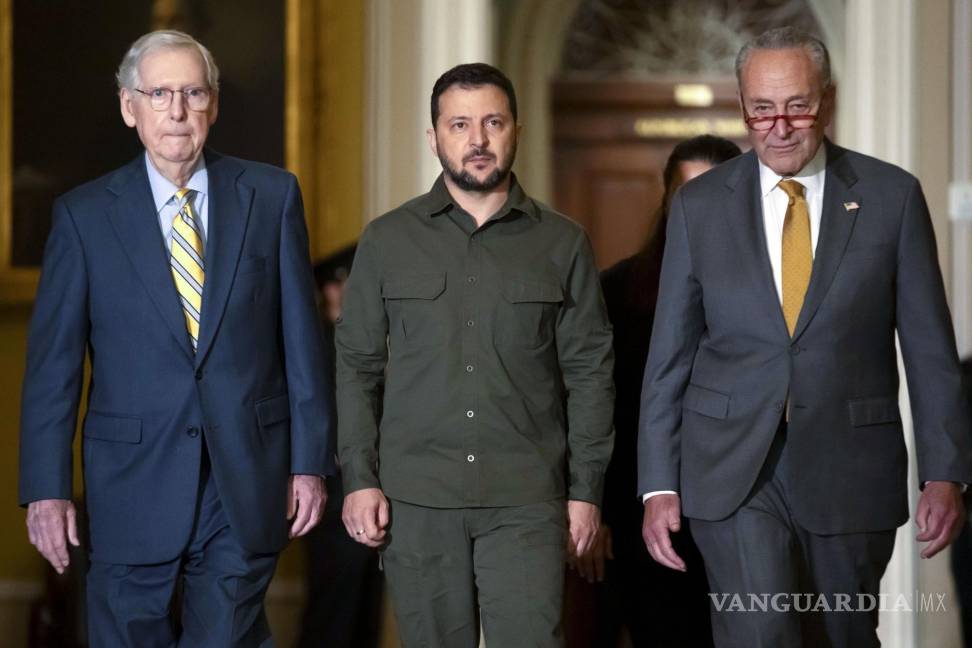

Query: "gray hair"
(116, 30), (220, 91)
(735, 26), (831, 89)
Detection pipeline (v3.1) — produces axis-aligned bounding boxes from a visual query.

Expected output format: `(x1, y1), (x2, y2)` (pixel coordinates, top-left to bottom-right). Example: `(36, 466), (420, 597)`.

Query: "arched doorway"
(549, 0), (825, 270)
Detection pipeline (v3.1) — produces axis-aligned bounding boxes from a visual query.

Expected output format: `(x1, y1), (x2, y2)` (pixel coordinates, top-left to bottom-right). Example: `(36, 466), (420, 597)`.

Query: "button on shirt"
(336, 174), (615, 508)
(145, 152), (209, 251)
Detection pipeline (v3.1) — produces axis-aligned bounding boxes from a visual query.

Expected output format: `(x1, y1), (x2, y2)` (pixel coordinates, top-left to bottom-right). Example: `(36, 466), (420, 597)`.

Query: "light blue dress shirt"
(144, 152), (210, 253)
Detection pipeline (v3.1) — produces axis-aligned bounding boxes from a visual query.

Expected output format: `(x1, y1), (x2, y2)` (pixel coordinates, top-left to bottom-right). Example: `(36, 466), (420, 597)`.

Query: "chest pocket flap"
(382, 273), (446, 300)
(501, 277), (563, 303)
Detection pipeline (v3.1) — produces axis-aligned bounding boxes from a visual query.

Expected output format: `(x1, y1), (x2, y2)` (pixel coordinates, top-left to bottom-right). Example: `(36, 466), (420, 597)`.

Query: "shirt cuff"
(642, 490), (678, 503)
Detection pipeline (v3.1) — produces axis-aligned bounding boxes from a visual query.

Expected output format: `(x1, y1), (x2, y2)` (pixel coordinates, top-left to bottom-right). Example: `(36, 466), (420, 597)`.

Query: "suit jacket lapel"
(106, 155), (195, 360)
(194, 150), (253, 367)
(792, 142), (860, 340)
(725, 151), (791, 340)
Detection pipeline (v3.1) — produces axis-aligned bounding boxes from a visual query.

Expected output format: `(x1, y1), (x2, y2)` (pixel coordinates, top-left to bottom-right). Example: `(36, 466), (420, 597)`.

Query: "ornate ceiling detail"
(561, 0), (823, 78)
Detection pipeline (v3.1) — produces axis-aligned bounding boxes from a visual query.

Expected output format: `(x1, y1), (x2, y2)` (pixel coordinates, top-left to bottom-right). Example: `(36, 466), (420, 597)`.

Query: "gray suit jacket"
(638, 141), (972, 534)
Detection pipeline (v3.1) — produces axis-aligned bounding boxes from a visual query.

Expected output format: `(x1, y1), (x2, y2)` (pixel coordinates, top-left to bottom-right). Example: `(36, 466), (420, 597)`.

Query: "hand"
(566, 500), (600, 558)
(570, 524), (613, 584)
(342, 487), (389, 548)
(288, 475), (327, 538)
(916, 481), (966, 559)
(26, 499), (80, 574)
(642, 493), (686, 571)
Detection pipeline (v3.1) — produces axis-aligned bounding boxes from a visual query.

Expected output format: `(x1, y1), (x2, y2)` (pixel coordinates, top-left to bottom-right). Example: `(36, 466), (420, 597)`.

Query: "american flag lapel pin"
(843, 201), (859, 212)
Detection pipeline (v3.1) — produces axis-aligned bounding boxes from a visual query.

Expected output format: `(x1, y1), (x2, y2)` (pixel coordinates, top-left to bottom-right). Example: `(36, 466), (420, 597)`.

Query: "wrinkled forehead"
(138, 46), (208, 84)
(739, 48), (825, 101)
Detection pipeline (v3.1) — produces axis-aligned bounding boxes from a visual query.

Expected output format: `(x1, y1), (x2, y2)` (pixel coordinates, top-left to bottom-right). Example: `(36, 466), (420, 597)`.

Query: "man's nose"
(469, 123), (488, 148)
(168, 92), (187, 120)
(772, 114), (793, 137)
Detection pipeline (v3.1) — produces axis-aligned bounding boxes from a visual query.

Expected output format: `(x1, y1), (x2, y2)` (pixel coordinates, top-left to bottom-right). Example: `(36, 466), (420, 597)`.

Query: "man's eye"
(150, 88), (167, 98)
(453, 122), (466, 130)
(789, 104), (809, 113)
(186, 88), (203, 98)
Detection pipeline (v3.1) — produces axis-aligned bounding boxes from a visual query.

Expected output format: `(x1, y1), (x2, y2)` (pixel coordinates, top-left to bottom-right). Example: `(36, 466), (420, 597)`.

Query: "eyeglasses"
(743, 111), (818, 132)
(133, 87), (213, 112)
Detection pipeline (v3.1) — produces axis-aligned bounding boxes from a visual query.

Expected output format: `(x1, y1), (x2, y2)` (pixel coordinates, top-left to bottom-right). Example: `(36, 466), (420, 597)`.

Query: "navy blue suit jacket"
(19, 151), (335, 564)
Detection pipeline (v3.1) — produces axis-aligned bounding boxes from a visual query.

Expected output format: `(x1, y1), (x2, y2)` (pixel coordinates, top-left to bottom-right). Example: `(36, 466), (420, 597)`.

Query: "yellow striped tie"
(779, 179), (812, 337)
(170, 188), (204, 351)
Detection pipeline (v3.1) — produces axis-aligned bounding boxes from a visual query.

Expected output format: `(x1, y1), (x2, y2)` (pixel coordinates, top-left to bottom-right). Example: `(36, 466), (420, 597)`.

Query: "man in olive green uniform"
(336, 63), (615, 647)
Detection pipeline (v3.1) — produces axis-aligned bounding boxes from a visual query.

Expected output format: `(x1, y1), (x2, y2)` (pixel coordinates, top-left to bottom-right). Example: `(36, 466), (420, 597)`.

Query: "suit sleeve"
(895, 178), (972, 484)
(556, 230), (615, 506)
(279, 175), (336, 476)
(19, 198), (89, 505)
(334, 225), (387, 493)
(637, 191), (706, 496)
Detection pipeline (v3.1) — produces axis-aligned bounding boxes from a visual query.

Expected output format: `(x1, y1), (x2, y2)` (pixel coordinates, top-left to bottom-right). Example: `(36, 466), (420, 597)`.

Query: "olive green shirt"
(336, 174), (614, 508)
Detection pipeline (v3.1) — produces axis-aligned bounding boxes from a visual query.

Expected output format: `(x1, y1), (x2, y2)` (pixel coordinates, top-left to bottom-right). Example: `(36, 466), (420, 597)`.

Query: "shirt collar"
(758, 143), (827, 199)
(145, 152), (209, 213)
(424, 172), (539, 222)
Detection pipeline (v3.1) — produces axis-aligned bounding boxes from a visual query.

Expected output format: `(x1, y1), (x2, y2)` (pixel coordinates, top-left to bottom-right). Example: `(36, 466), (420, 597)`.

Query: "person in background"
(298, 244), (384, 648)
(567, 135), (740, 648)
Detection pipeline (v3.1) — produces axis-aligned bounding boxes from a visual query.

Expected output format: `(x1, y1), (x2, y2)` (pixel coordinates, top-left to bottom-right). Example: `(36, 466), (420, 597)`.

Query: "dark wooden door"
(551, 78), (748, 270)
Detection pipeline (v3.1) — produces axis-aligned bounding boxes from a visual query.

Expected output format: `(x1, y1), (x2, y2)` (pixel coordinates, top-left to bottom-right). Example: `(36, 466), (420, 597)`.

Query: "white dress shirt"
(641, 146), (827, 503)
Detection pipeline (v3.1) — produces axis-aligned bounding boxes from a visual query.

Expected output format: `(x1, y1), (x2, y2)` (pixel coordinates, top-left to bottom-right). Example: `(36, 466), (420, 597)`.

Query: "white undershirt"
(641, 145), (827, 503)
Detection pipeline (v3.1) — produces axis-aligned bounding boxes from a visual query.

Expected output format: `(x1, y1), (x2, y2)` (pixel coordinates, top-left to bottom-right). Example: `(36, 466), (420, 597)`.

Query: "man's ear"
(426, 127), (438, 158)
(820, 84), (837, 127)
(119, 89), (137, 128)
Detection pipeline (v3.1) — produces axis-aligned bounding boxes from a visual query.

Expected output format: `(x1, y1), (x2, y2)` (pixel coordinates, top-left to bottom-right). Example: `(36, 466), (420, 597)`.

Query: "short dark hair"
(430, 63), (518, 127)
(661, 135), (742, 204)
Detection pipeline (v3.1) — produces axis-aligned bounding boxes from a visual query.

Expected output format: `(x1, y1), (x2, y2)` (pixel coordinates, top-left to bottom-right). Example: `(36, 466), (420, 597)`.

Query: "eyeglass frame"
(132, 86), (215, 112)
(742, 109), (820, 132)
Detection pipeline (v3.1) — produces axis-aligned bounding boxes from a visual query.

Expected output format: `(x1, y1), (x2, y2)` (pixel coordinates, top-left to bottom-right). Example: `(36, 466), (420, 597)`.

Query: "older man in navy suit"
(18, 30), (334, 646)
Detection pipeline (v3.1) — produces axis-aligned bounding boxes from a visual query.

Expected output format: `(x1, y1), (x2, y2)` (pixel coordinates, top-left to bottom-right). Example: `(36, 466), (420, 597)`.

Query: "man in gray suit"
(638, 27), (972, 647)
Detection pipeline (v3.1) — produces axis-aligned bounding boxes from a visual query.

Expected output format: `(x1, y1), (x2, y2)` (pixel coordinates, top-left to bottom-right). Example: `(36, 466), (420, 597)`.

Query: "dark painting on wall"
(11, 0), (284, 267)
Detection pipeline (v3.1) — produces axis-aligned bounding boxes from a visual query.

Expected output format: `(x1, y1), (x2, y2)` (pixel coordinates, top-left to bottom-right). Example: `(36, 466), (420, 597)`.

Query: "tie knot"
(174, 187), (194, 207)
(778, 179), (805, 201)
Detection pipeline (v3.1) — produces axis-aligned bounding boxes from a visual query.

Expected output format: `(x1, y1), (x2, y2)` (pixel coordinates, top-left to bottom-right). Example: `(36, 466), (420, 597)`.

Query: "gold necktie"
(778, 179), (812, 337)
(169, 188), (205, 351)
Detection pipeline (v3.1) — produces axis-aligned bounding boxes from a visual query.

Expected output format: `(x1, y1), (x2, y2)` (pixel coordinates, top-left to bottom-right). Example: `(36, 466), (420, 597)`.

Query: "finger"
(40, 514), (70, 573)
(647, 528), (686, 571)
(914, 497), (930, 534)
(66, 506), (80, 547)
(667, 511), (682, 533)
(377, 498), (390, 530)
(294, 501), (323, 538)
(289, 498), (312, 538)
(287, 479), (297, 520)
(363, 505), (382, 542)
(920, 527), (951, 559)
(916, 507), (943, 542)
